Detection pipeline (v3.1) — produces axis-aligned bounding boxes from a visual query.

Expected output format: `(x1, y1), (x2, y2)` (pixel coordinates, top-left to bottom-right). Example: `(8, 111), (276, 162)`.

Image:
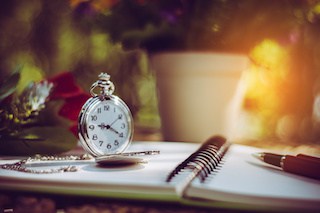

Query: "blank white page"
(0, 141), (199, 200)
(186, 144), (320, 210)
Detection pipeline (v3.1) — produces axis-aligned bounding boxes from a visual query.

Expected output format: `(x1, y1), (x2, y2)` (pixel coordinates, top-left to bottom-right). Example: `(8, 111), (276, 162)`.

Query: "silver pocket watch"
(78, 73), (134, 157)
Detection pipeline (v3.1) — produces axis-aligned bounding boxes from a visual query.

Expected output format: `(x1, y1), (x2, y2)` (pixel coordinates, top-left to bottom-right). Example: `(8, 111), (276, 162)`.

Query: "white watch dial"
(86, 100), (131, 155)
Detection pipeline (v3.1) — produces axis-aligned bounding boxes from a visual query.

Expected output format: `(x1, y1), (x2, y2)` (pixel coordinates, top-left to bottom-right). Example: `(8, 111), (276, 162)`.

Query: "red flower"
(48, 72), (91, 137)
(58, 93), (90, 121)
(48, 72), (83, 100)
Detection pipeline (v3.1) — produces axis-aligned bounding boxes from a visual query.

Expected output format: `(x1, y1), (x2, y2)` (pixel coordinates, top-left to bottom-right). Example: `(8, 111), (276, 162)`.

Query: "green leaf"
(0, 68), (21, 102)
(0, 127), (77, 156)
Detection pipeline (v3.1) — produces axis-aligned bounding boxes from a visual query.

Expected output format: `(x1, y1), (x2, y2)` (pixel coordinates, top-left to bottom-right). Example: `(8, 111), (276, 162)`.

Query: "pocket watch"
(78, 73), (134, 157)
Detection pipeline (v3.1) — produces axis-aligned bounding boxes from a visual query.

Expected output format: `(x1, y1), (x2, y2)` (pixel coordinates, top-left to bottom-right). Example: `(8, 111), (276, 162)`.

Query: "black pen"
(253, 152), (320, 180)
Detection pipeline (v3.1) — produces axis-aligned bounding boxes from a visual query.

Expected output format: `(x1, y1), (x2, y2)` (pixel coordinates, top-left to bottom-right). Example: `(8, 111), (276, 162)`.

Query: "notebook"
(0, 136), (319, 212)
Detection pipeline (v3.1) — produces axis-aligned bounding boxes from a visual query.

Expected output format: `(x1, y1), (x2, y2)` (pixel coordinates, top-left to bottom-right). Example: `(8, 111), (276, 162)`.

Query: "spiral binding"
(166, 135), (230, 183)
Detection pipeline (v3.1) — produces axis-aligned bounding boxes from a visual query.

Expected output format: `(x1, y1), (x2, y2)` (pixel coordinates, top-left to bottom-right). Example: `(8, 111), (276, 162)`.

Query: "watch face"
(79, 96), (133, 156)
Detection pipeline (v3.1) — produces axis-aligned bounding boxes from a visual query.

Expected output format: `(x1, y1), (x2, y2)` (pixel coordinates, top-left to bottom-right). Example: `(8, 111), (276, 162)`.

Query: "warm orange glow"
(245, 39), (289, 110)
(313, 94), (320, 122)
(244, 39), (290, 137)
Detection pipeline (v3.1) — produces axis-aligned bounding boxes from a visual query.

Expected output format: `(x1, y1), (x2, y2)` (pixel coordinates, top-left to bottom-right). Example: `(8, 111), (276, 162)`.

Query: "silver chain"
(0, 154), (93, 174)
(1, 152), (160, 174)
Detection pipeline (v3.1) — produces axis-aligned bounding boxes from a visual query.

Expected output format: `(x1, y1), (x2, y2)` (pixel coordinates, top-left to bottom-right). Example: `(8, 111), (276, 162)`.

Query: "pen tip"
(252, 152), (264, 161)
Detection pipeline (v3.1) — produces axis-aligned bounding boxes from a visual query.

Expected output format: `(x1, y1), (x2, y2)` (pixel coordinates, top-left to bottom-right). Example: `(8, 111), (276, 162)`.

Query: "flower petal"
(58, 93), (91, 121)
(48, 72), (83, 99)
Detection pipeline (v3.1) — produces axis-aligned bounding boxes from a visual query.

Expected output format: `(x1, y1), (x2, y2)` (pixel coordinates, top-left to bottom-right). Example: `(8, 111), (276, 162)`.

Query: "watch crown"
(98, 73), (110, 81)
(91, 72), (115, 98)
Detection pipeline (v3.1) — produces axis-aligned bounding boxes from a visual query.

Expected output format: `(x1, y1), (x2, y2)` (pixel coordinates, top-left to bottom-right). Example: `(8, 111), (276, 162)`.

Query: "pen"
(253, 152), (320, 180)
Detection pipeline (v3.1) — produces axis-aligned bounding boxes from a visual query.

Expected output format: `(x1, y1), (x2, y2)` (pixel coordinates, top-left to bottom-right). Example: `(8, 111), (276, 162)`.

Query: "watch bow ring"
(78, 73), (134, 157)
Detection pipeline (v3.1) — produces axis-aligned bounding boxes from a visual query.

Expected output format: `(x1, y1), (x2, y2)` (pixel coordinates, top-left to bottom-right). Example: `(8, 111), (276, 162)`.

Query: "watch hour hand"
(98, 123), (119, 134)
(108, 126), (119, 135)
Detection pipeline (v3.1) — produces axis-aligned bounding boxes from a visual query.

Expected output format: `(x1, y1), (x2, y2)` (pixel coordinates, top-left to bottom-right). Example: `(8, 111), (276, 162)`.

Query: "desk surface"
(1, 127), (319, 213)
(1, 193), (249, 213)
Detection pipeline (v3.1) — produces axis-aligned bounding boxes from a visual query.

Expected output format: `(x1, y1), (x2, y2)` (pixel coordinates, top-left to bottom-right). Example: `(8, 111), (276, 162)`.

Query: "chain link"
(0, 154), (93, 174)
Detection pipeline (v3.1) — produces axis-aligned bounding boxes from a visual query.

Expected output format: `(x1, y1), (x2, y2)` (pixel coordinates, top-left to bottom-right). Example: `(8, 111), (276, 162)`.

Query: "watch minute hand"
(109, 117), (120, 127)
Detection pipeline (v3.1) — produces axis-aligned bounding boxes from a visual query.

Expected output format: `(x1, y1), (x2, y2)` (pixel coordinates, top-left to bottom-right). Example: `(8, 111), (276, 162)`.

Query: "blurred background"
(1, 0), (320, 154)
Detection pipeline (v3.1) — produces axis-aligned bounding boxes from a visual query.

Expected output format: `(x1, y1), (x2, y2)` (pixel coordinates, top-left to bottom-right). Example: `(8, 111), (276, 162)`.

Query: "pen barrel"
(283, 156), (320, 180)
(296, 154), (320, 163)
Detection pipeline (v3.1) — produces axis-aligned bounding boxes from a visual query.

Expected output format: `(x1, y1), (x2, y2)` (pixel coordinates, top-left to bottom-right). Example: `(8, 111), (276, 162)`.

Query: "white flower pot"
(150, 52), (248, 142)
